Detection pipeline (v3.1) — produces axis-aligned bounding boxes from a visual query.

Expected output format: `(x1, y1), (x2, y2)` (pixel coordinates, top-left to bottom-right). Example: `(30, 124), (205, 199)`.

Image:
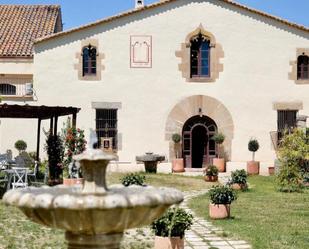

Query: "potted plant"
(247, 138), (260, 175)
(151, 207), (193, 249)
(229, 169), (248, 190)
(203, 165), (219, 182)
(209, 185), (237, 219)
(62, 126), (87, 186)
(268, 166), (275, 175)
(212, 132), (225, 172)
(172, 133), (184, 173)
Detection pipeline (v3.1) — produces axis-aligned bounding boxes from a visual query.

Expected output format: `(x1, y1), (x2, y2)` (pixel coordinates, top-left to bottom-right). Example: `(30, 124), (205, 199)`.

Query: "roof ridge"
(0, 4), (60, 7)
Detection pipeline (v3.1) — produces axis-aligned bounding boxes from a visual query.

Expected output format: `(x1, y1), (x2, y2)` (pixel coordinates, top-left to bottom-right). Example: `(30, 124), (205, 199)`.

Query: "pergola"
(0, 104), (81, 161)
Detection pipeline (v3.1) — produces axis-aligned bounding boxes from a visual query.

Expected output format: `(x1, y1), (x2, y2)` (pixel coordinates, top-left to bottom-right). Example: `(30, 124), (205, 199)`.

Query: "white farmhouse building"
(1, 0), (309, 173)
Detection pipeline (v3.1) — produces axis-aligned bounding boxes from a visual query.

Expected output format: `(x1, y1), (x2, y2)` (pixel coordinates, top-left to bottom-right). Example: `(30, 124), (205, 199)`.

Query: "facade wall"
(0, 58), (33, 75)
(0, 58), (36, 156)
(2, 0), (309, 164)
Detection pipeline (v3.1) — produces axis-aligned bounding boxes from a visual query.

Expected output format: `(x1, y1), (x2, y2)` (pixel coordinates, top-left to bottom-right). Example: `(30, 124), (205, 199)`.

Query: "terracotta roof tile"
(35, 0), (309, 44)
(0, 5), (62, 57)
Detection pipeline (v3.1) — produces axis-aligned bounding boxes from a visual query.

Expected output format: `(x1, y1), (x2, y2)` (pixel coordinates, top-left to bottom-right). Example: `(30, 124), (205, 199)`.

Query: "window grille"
(0, 84), (16, 95)
(95, 109), (118, 150)
(190, 33), (210, 77)
(297, 55), (309, 80)
(82, 45), (97, 76)
(277, 110), (297, 141)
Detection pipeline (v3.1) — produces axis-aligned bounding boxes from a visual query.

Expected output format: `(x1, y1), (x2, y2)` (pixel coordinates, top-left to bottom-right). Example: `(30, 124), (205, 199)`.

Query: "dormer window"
(82, 45), (97, 76)
(190, 33), (211, 78)
(297, 54), (309, 80)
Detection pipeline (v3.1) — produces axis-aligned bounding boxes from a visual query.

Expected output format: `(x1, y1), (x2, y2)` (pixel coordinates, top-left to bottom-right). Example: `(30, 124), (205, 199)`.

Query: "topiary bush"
(14, 140), (27, 153)
(151, 208), (193, 238)
(172, 133), (182, 159)
(213, 133), (225, 145)
(209, 185), (237, 205)
(213, 132), (225, 158)
(248, 138), (259, 161)
(172, 133), (181, 144)
(121, 173), (146, 186)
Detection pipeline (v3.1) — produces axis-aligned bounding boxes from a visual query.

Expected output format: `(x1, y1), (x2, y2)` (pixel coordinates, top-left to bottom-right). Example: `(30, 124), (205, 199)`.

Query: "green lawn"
(0, 172), (210, 249)
(189, 176), (309, 249)
(107, 172), (215, 192)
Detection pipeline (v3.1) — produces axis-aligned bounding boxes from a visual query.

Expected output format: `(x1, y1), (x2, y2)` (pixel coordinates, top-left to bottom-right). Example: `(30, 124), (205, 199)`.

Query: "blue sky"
(1, 0), (308, 30)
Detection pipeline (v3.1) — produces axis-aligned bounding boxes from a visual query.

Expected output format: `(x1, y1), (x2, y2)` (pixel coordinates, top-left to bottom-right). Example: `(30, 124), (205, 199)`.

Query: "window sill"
(295, 79), (309, 84)
(187, 76), (215, 83)
(80, 74), (100, 81)
(0, 95), (33, 101)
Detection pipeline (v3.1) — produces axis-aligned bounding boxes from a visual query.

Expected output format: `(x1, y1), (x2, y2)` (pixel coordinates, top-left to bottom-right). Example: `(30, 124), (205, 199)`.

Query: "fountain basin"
(3, 184), (183, 234)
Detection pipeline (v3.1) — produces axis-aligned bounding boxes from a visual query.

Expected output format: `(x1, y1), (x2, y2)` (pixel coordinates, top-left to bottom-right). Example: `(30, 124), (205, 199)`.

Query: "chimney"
(135, 0), (144, 9)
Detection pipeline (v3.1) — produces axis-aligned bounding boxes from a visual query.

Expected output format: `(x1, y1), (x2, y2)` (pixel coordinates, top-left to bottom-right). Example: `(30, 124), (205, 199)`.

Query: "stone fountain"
(3, 133), (183, 249)
(136, 152), (165, 173)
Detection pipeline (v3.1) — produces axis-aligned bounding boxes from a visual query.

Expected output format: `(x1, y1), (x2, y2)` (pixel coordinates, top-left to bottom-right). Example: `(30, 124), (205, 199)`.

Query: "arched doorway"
(182, 115), (217, 168)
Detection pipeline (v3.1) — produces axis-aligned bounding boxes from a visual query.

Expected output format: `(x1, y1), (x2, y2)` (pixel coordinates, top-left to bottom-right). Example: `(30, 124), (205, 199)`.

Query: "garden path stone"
(122, 188), (251, 249)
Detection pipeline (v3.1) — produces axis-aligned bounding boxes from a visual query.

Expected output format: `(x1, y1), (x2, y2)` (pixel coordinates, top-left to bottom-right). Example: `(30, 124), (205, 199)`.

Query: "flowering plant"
(63, 127), (87, 178)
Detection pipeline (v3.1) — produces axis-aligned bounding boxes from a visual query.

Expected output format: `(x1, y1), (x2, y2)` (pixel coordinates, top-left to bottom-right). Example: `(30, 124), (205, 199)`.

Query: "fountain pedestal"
(66, 232), (123, 249)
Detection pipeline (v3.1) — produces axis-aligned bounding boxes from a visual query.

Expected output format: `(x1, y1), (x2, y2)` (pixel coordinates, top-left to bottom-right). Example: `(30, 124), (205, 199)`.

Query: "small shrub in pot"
(248, 139), (259, 161)
(209, 185), (237, 219)
(229, 169), (248, 190)
(212, 132), (226, 172)
(151, 207), (193, 249)
(172, 133), (184, 173)
(247, 138), (260, 175)
(121, 173), (146, 186)
(203, 165), (219, 182)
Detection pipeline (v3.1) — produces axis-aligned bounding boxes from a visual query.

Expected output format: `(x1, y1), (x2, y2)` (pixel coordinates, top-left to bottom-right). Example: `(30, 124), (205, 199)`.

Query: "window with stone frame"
(297, 54), (309, 80)
(82, 45), (97, 76)
(0, 83), (16, 95)
(190, 33), (211, 78)
(95, 109), (118, 150)
(175, 25), (224, 83)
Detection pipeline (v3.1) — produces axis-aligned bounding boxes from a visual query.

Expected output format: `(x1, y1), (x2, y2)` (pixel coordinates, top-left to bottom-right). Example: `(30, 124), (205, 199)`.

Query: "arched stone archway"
(165, 95), (234, 162)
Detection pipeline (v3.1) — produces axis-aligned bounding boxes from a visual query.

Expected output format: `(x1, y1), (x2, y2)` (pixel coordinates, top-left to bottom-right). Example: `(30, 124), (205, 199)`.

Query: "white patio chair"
(28, 161), (38, 182)
(12, 168), (28, 189)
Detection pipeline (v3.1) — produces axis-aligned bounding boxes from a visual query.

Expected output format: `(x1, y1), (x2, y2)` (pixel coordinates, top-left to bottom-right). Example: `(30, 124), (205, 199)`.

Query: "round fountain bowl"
(3, 185), (183, 234)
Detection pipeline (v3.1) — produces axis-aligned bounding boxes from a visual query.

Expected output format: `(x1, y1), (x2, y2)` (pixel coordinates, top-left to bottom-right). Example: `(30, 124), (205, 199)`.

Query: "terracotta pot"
(172, 159), (185, 173)
(63, 178), (84, 186)
(231, 183), (246, 190)
(209, 203), (230, 219)
(247, 161), (260, 175)
(213, 158), (225, 172)
(204, 175), (218, 182)
(268, 166), (275, 175)
(154, 236), (184, 249)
